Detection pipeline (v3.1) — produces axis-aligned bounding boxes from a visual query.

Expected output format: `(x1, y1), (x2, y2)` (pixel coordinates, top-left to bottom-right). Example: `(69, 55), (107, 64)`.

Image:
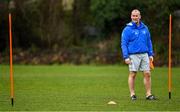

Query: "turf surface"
(0, 65), (179, 111)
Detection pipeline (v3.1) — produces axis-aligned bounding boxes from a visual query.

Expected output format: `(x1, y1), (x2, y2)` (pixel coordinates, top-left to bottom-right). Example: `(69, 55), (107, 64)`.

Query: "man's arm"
(121, 28), (130, 64)
(146, 28), (154, 57)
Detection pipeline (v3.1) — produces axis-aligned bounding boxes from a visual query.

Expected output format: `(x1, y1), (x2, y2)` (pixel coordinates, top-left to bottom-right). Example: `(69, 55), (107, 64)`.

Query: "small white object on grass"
(107, 101), (117, 105)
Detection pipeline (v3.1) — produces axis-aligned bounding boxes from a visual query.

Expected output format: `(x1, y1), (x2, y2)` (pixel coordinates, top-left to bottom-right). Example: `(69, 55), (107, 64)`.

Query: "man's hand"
(125, 58), (131, 64)
(149, 56), (153, 61)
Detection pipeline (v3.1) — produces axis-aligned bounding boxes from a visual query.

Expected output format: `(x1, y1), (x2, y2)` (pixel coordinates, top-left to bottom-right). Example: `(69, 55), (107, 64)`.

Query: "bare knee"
(143, 71), (151, 79)
(129, 71), (137, 79)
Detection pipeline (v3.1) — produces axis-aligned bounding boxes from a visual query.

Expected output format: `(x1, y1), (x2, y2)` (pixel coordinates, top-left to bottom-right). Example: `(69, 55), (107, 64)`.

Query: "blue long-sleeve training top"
(121, 21), (154, 59)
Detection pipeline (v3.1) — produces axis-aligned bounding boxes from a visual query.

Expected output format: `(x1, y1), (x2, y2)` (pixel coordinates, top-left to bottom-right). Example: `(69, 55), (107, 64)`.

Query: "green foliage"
(0, 0), (180, 65)
(90, 0), (128, 36)
(91, 0), (122, 25)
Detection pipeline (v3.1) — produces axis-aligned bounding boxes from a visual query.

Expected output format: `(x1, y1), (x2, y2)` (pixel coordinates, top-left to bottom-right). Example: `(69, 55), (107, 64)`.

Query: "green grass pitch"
(0, 65), (180, 111)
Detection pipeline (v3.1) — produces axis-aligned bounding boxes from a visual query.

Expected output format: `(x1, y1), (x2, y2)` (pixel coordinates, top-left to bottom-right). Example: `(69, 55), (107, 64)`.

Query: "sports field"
(0, 65), (179, 111)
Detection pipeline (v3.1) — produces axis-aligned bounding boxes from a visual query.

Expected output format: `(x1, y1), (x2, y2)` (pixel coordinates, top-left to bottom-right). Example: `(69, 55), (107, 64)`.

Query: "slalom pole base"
(11, 98), (14, 106)
(169, 92), (171, 99)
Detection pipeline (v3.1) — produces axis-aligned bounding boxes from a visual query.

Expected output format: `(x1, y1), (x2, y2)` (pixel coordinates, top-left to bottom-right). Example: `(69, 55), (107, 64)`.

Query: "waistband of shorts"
(129, 52), (147, 55)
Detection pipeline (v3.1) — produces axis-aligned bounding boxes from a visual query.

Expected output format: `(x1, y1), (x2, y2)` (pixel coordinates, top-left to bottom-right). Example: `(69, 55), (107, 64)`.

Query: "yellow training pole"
(168, 14), (172, 99)
(9, 13), (14, 106)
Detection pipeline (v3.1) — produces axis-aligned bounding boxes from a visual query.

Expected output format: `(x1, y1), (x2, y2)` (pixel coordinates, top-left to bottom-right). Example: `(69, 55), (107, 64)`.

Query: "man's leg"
(143, 71), (152, 97)
(128, 71), (137, 96)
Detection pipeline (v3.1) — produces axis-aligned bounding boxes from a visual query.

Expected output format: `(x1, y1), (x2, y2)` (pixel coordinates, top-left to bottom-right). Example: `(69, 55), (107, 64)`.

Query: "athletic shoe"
(146, 95), (156, 100)
(131, 95), (137, 100)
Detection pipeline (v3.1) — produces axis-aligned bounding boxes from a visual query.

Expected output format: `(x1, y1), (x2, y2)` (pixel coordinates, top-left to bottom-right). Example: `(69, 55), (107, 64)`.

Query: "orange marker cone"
(150, 58), (154, 70)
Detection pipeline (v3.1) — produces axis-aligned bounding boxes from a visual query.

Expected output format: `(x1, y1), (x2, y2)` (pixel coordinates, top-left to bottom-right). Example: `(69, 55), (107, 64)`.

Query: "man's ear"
(139, 15), (141, 19)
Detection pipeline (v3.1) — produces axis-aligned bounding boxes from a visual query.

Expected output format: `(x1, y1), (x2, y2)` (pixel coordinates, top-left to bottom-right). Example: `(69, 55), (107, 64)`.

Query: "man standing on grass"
(121, 9), (156, 100)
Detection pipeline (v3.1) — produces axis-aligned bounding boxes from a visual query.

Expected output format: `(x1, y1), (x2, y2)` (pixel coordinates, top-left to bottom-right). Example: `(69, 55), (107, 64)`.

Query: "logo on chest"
(132, 30), (146, 36)
(132, 31), (139, 35)
(142, 30), (146, 34)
